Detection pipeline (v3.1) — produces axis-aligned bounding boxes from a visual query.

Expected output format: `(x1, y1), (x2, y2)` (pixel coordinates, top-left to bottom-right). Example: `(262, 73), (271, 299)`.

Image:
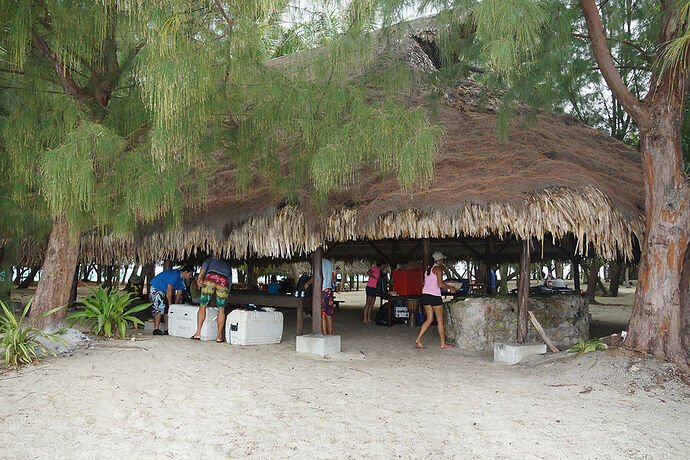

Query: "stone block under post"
(296, 334), (341, 357)
(494, 342), (546, 364)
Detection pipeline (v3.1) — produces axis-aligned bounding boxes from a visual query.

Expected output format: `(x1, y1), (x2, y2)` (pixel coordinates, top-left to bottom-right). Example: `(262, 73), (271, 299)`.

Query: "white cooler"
(168, 304), (220, 341)
(226, 308), (283, 345)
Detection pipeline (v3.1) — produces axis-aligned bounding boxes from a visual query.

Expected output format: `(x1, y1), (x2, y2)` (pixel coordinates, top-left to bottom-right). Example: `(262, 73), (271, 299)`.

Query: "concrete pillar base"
(494, 342), (546, 364)
(296, 334), (341, 357)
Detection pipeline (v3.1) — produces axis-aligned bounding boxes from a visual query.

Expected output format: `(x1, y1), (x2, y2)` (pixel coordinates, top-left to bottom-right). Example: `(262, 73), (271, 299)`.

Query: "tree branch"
(31, 32), (90, 102)
(213, 0), (234, 30)
(578, 0), (646, 124)
(590, 65), (650, 72)
(0, 68), (24, 75)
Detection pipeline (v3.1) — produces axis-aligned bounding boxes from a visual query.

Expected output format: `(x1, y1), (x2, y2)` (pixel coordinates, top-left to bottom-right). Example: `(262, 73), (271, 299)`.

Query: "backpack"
(376, 272), (389, 297)
(375, 302), (389, 326)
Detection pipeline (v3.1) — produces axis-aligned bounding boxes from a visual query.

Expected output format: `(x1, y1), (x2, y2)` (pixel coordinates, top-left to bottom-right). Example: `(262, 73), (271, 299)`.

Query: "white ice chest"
(168, 304), (220, 341)
(226, 308), (283, 345)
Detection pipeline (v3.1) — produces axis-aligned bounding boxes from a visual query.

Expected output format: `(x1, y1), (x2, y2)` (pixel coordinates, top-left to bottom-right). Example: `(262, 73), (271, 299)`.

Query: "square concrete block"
(494, 342), (547, 364)
(296, 334), (341, 357)
(143, 320), (164, 333)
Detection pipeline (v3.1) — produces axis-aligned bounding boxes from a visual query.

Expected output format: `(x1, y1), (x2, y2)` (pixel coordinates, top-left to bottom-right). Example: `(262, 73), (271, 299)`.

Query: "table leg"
(297, 306), (303, 336)
(387, 300), (392, 328)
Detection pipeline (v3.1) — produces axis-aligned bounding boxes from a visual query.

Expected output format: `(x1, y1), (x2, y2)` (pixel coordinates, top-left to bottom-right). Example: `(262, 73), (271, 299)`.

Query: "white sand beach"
(1, 288), (688, 459)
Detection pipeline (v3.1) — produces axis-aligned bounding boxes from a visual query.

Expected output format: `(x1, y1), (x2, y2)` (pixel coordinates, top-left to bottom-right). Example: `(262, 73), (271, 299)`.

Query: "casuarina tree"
(0, 0), (440, 328)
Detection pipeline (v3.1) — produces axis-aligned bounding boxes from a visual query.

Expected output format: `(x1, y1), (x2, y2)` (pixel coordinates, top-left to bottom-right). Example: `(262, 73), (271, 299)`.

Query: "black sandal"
(190, 336), (200, 340)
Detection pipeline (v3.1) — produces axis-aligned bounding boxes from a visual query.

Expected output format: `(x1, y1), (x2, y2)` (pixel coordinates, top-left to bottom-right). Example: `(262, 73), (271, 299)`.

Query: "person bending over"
(149, 266), (194, 335)
(192, 257), (231, 342)
(415, 252), (456, 349)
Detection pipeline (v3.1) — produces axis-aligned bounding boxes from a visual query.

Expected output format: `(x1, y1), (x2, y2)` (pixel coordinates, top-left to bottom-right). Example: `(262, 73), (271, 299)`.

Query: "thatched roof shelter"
(75, 18), (644, 266)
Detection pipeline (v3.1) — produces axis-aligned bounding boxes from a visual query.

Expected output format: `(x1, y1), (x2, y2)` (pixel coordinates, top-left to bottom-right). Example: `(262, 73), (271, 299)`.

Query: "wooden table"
(225, 291), (341, 336)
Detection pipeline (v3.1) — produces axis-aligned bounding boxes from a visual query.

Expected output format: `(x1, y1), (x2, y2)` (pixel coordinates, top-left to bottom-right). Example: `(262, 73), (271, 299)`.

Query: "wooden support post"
(517, 239), (530, 343)
(312, 247), (323, 335)
(423, 239), (430, 269)
(484, 239), (492, 294)
(297, 305), (304, 336)
(572, 258), (581, 292)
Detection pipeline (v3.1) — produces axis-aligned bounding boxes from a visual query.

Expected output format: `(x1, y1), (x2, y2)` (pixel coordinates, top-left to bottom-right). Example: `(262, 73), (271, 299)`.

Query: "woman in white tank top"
(415, 251), (457, 349)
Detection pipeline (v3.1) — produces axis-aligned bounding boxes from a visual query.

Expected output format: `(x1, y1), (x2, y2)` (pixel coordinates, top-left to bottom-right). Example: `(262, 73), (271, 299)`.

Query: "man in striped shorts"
(191, 257), (231, 342)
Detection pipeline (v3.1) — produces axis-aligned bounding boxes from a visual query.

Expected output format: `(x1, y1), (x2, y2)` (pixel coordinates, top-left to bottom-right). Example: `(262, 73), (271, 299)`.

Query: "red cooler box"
(392, 270), (423, 296)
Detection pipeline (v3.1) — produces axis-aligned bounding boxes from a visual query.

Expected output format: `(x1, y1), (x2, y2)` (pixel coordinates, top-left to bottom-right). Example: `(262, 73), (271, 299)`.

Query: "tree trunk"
(609, 261), (623, 297)
(14, 267), (27, 285)
(17, 266), (39, 289)
(143, 263), (155, 294)
(586, 259), (600, 304)
(680, 245), (689, 354)
(555, 261), (563, 280)
(30, 218), (80, 329)
(498, 264), (509, 293)
(626, 108), (690, 367)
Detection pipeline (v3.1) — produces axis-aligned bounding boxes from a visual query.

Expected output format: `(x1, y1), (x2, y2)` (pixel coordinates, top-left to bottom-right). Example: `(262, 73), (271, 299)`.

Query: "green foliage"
(655, 0), (690, 94)
(67, 287), (150, 338)
(0, 299), (66, 369)
(0, 0), (442, 257)
(569, 338), (606, 354)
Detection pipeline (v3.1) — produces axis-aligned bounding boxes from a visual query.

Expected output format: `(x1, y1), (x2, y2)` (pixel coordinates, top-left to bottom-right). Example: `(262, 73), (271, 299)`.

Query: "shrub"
(569, 338), (606, 354)
(68, 287), (150, 338)
(0, 299), (66, 369)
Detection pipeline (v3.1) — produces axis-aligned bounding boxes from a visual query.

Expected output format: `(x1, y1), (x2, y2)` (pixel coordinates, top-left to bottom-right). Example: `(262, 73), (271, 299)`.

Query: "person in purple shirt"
(149, 266), (194, 335)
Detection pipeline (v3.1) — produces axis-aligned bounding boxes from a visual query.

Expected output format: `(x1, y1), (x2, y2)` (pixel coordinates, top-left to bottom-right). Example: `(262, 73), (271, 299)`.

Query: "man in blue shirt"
(267, 275), (281, 294)
(149, 266), (194, 335)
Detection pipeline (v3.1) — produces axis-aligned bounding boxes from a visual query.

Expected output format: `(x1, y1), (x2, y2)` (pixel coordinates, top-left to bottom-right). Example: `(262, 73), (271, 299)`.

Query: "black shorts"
(421, 294), (443, 306)
(365, 286), (378, 298)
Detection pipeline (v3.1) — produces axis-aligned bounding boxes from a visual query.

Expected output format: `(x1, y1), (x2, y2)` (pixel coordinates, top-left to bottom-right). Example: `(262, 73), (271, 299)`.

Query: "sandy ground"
(1, 288), (689, 459)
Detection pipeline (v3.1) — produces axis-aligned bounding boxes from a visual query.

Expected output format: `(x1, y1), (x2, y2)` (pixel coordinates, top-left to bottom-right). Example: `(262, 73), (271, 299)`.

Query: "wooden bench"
(225, 292), (341, 335)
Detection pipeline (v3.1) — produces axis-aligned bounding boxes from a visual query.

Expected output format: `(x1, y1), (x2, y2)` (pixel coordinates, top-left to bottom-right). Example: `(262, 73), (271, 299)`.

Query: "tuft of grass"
(0, 299), (66, 369)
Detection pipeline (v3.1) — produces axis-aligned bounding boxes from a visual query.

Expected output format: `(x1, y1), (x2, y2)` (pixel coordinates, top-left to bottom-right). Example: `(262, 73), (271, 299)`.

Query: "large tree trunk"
(30, 218), (80, 329)
(626, 107), (690, 367)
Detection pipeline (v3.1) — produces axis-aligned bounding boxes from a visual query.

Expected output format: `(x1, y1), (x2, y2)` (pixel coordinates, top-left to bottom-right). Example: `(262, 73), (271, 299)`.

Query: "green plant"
(68, 288), (150, 338)
(569, 338), (606, 354)
(0, 299), (66, 369)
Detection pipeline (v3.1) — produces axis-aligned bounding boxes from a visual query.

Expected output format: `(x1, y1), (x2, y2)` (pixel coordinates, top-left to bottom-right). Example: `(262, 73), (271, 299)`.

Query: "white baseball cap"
(432, 251), (446, 261)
